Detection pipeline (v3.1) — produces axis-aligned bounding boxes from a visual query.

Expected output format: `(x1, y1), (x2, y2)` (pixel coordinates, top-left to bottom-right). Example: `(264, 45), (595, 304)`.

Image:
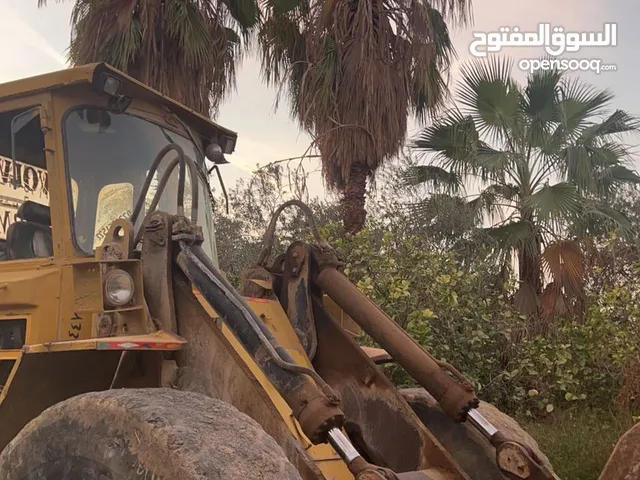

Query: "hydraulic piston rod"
(314, 255), (559, 479)
(314, 264), (478, 421)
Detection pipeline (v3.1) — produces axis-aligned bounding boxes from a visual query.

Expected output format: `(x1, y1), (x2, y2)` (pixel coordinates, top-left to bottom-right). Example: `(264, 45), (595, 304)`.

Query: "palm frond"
(542, 240), (584, 295)
(264, 0), (308, 16)
(475, 143), (516, 180)
(558, 145), (596, 191)
(410, 6), (453, 122)
(259, 0), (469, 195)
(523, 182), (581, 228)
(578, 109), (640, 144)
(484, 220), (537, 255)
(400, 165), (463, 193)
(405, 193), (476, 228)
(556, 76), (614, 134)
(596, 165), (640, 196)
(457, 56), (521, 141)
(559, 142), (637, 194)
(221, 0), (260, 28)
(412, 110), (479, 168)
(572, 203), (635, 239)
(468, 183), (516, 223)
(427, 0), (473, 25)
(41, 0), (257, 117)
(522, 66), (562, 148)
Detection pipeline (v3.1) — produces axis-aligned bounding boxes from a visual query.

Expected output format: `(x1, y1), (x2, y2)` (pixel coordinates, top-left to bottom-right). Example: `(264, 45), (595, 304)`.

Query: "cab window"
(0, 107), (52, 261)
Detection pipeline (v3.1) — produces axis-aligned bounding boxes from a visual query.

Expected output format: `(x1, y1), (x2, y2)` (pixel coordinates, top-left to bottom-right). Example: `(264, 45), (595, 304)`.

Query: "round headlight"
(104, 269), (135, 308)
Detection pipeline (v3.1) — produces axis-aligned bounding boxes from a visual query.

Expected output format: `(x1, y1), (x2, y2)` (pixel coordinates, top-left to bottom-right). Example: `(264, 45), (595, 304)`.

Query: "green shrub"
(323, 221), (640, 417)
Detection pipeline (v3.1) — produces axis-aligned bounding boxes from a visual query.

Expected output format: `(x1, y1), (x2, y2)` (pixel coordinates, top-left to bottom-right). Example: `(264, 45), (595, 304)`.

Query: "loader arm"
(125, 128), (556, 479)
(146, 213), (557, 480)
(171, 230), (465, 480)
(240, 200), (560, 480)
(9, 62), (637, 480)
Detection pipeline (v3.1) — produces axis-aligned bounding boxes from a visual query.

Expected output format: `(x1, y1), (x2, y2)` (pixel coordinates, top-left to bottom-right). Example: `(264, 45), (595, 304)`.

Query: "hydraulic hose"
(134, 155), (198, 246)
(257, 199), (330, 267)
(131, 143), (200, 226)
(186, 243), (336, 392)
(175, 241), (344, 443)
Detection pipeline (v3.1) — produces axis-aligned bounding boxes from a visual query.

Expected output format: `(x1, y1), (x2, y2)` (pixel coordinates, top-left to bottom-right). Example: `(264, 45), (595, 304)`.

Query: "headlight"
(104, 269), (134, 308)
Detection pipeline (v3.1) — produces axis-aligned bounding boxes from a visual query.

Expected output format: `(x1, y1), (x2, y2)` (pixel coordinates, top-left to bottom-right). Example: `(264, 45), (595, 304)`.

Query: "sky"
(0, 0), (638, 197)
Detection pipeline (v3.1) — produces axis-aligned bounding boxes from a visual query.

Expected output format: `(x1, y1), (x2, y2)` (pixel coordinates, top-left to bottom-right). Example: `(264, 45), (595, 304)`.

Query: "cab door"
(0, 100), (62, 392)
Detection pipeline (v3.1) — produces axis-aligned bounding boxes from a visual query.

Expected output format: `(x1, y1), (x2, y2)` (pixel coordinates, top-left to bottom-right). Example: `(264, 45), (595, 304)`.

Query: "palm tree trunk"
(518, 248), (542, 290)
(341, 162), (369, 234)
(516, 232), (545, 331)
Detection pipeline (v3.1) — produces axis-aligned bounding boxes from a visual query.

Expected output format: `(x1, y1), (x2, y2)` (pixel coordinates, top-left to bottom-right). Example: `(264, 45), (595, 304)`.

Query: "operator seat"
(6, 201), (53, 260)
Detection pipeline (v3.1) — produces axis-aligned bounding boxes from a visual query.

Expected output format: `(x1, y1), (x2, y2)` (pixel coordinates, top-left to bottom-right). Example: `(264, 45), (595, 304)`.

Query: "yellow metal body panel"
(194, 290), (354, 480)
(0, 63), (237, 141)
(0, 261), (61, 344)
(0, 64), (355, 478)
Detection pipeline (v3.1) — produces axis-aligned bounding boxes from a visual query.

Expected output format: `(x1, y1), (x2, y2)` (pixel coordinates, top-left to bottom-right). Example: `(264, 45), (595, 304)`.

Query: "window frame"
(0, 97), (56, 263)
(61, 105), (218, 258)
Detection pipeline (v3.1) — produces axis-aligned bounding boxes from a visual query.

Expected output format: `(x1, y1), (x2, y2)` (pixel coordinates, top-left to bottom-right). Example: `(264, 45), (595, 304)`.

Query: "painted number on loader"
(68, 312), (82, 339)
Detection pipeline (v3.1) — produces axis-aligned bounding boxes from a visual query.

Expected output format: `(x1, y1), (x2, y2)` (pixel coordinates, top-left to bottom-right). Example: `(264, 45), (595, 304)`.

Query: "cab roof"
(0, 63), (238, 152)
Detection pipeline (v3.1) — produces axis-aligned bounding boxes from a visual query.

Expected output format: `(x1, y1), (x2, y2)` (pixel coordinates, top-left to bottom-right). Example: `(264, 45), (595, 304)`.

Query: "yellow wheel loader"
(0, 63), (634, 480)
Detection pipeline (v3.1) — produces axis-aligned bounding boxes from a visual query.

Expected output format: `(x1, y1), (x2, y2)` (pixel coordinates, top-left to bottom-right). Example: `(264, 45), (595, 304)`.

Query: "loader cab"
(60, 79), (233, 263)
(0, 65), (236, 267)
(0, 63), (237, 350)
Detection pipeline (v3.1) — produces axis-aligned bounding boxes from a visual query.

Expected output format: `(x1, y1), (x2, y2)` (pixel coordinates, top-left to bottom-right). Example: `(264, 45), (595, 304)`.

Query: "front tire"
(0, 388), (303, 480)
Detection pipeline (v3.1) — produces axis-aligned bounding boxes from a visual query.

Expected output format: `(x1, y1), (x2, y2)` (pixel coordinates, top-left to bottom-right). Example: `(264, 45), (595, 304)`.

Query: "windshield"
(64, 108), (217, 261)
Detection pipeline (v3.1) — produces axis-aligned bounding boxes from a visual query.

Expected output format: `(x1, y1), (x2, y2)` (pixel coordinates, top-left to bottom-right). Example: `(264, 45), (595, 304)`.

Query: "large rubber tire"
(0, 388), (303, 480)
(400, 388), (555, 480)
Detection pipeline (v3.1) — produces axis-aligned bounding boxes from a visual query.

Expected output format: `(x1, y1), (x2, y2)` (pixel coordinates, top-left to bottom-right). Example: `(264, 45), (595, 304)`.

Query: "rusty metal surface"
(310, 295), (468, 479)
(396, 470), (457, 480)
(599, 422), (640, 480)
(361, 347), (393, 364)
(96, 219), (134, 261)
(141, 212), (177, 333)
(491, 430), (559, 479)
(496, 442), (532, 479)
(171, 272), (326, 480)
(239, 264), (279, 299)
(110, 351), (163, 389)
(177, 243), (345, 444)
(314, 265), (478, 423)
(401, 388), (556, 480)
(193, 290), (355, 479)
(280, 242), (318, 359)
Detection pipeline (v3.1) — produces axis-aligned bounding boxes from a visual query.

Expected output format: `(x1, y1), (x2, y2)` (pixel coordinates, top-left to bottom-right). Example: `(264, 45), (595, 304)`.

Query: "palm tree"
(39, 0), (260, 116)
(259, 0), (471, 233)
(404, 57), (640, 321)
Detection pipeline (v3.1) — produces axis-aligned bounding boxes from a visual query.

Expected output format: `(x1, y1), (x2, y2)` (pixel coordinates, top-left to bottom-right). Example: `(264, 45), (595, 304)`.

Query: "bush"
(212, 164), (639, 418)
(324, 221), (640, 417)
